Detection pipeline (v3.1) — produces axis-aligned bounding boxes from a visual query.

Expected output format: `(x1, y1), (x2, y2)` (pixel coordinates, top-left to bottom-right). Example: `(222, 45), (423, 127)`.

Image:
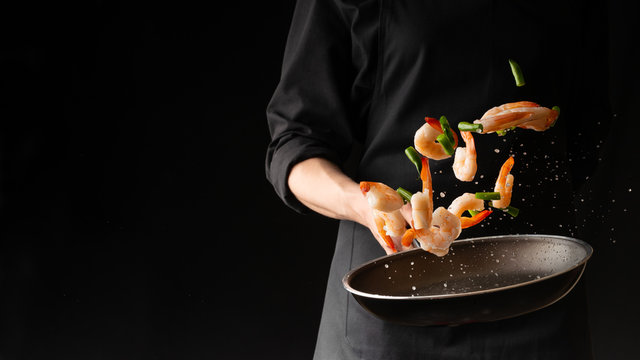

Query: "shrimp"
(360, 181), (406, 252)
(402, 207), (461, 257)
(376, 209), (406, 237)
(425, 207), (462, 256)
(359, 182), (404, 213)
(375, 209), (411, 251)
(414, 123), (450, 160)
(448, 192), (493, 229)
(473, 101), (559, 134)
(411, 157), (433, 230)
(414, 117), (458, 160)
(401, 157), (462, 257)
(492, 156), (515, 209)
(411, 192), (432, 230)
(448, 192), (484, 217)
(399, 158), (433, 249)
(452, 131), (477, 181)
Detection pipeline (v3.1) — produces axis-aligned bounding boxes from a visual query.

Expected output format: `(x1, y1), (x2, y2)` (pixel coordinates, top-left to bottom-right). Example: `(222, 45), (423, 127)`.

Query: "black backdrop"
(0, 1), (638, 359)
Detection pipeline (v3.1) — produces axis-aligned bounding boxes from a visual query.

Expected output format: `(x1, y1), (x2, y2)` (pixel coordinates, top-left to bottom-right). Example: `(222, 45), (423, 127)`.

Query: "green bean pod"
(396, 187), (413, 204)
(436, 133), (455, 155)
(404, 146), (422, 174)
(439, 116), (456, 145)
(458, 122), (483, 133)
(550, 106), (560, 127)
(475, 192), (502, 201)
(509, 58), (525, 87)
(503, 206), (520, 217)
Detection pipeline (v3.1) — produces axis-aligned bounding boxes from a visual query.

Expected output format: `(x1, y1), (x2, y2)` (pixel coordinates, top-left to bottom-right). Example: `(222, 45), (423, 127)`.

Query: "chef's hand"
(288, 157), (414, 255)
(363, 201), (415, 255)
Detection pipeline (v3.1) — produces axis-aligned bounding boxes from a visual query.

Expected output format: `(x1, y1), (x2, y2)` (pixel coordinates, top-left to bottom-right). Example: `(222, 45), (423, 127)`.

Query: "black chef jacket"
(266, 0), (609, 359)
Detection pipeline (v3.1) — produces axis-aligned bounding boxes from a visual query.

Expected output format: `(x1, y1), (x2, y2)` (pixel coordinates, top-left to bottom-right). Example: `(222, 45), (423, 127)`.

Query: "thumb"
(364, 209), (396, 255)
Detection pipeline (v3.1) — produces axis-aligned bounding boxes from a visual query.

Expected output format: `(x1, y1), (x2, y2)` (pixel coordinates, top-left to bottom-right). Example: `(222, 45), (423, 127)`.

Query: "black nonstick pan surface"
(342, 234), (592, 326)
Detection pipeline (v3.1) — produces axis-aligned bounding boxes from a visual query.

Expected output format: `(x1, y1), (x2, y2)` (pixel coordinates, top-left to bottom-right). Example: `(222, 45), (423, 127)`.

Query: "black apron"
(266, 0), (609, 358)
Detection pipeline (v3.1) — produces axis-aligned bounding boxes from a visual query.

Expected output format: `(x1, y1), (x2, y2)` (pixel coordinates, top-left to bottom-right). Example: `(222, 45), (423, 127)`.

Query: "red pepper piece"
(460, 209), (493, 229)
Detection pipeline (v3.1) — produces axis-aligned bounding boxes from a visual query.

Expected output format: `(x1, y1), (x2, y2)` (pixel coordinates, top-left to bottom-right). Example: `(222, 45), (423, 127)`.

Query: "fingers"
(365, 204), (415, 255)
(381, 244), (395, 255)
(363, 209), (392, 254)
(392, 235), (414, 252)
(400, 202), (413, 225)
(370, 229), (395, 255)
(372, 229), (413, 255)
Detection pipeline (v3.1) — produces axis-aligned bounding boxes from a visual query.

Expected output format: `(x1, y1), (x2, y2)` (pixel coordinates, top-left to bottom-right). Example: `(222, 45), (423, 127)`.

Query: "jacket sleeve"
(265, 0), (357, 213)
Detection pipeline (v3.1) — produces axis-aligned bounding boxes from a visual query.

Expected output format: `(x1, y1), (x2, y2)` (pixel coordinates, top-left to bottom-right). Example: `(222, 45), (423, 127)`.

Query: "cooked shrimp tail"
(492, 156), (515, 209)
(420, 157), (432, 194)
(407, 157), (434, 232)
(401, 226), (417, 248)
(374, 214), (397, 253)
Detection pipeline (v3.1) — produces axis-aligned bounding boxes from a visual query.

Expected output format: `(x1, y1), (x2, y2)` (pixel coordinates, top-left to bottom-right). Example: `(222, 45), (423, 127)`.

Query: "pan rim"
(342, 234), (593, 301)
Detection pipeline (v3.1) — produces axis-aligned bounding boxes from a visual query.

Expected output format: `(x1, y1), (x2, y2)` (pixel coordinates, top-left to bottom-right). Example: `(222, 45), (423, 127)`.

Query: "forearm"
(287, 157), (368, 226)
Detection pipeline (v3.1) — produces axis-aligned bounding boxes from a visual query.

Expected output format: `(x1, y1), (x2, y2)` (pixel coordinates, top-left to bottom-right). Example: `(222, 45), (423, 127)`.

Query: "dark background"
(0, 1), (637, 359)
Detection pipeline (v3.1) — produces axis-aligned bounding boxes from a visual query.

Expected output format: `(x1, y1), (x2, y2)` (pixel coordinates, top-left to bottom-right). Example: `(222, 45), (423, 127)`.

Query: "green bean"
(503, 206), (520, 217)
(436, 133), (455, 155)
(458, 122), (483, 133)
(550, 105), (560, 127)
(509, 58), (525, 87)
(439, 116), (455, 144)
(396, 187), (413, 204)
(404, 146), (422, 174)
(475, 192), (502, 201)
(488, 203), (520, 217)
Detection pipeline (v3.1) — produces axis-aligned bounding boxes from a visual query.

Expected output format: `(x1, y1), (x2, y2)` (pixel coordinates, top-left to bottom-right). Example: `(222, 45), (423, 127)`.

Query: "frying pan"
(342, 234), (592, 326)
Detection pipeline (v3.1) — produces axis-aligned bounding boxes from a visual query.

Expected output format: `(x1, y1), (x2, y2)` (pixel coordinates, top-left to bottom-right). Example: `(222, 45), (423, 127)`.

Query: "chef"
(265, 0), (609, 358)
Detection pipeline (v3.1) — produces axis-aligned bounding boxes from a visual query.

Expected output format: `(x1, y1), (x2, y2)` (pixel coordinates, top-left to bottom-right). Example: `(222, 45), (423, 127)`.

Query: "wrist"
(339, 181), (370, 226)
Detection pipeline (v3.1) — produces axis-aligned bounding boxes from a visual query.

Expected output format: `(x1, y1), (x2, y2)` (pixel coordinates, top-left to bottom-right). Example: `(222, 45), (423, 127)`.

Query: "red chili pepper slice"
(459, 209), (493, 229)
